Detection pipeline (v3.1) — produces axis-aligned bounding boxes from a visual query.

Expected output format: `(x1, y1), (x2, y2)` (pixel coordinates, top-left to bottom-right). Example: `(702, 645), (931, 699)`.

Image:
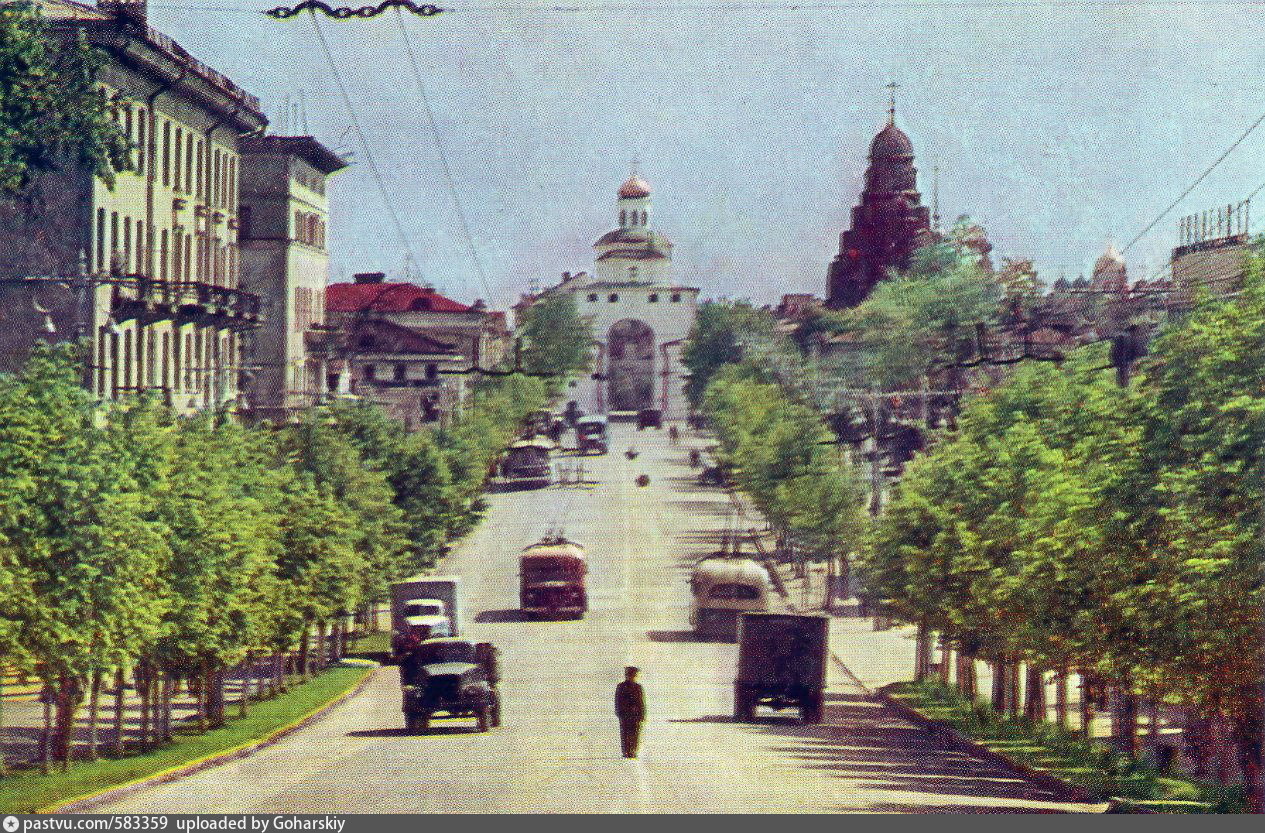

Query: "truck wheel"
(475, 706), (490, 733)
(490, 695), (502, 727)
(733, 687), (755, 722)
(802, 694), (824, 724)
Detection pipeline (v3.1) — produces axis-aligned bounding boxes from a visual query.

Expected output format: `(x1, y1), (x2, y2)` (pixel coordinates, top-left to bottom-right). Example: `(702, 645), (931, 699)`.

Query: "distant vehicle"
(576, 415), (609, 455)
(689, 557), (771, 640)
(636, 408), (662, 430)
(520, 537), (588, 619)
(524, 409), (553, 437)
(734, 612), (829, 724)
(499, 438), (553, 489)
(399, 638), (501, 733)
(390, 576), (461, 660)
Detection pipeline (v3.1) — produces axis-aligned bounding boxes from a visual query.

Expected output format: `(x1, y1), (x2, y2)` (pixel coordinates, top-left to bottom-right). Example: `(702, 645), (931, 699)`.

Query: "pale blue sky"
(150, 0), (1265, 307)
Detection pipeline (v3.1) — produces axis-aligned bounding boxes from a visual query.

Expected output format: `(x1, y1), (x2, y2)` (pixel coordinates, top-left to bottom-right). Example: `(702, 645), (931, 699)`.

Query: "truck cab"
(400, 638), (501, 733)
(575, 415), (609, 455)
(689, 557), (771, 640)
(391, 598), (451, 658)
(520, 539), (588, 619)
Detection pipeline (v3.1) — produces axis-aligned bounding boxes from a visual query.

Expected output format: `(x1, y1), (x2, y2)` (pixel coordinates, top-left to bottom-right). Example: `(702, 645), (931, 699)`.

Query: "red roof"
(327, 282), (471, 314)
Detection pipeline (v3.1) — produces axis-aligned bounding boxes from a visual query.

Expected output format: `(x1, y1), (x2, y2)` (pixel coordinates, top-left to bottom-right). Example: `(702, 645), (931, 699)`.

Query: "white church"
(520, 174), (699, 420)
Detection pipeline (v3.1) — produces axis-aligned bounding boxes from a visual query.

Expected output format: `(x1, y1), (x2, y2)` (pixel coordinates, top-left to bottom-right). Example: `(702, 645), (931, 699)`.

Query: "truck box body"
(734, 613), (829, 722)
(391, 576), (462, 638)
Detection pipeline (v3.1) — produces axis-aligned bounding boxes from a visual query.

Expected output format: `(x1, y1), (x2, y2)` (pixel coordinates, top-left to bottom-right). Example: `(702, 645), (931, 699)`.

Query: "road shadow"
(349, 725), (484, 738)
(475, 609), (527, 623)
(666, 499), (733, 517)
(670, 714), (805, 726)
(729, 693), (1087, 809)
(346, 728), (412, 738)
(645, 629), (708, 643)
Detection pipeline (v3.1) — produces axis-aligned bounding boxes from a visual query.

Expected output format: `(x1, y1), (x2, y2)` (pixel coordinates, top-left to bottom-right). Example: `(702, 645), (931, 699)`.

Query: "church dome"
(1092, 242), (1127, 286)
(870, 123), (914, 158)
(618, 175), (651, 199)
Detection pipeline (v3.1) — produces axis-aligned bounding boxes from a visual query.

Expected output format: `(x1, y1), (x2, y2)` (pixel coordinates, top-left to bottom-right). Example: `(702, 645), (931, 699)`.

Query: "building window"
(619, 210), (626, 226)
(173, 127), (182, 193)
(95, 208), (106, 273)
(648, 293), (658, 302)
(628, 266), (638, 280)
(162, 121), (171, 187)
(364, 364), (376, 382)
(608, 293), (619, 302)
(587, 293), (597, 302)
(136, 111), (146, 175)
(238, 206), (251, 240)
(426, 363), (438, 382)
(394, 363), (407, 381)
(671, 293), (681, 302)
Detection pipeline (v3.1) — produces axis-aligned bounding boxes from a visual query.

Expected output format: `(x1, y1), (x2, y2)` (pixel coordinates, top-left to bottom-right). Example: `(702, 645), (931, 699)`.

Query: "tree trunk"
(1117, 687), (1139, 759)
(991, 658), (1007, 711)
(0, 665), (6, 776)
(53, 675), (83, 769)
(207, 667), (225, 727)
(1079, 671), (1096, 739)
(40, 684), (52, 774)
(298, 629), (310, 679)
(239, 654), (253, 718)
(1007, 658), (1023, 718)
(956, 648), (977, 700)
(1054, 668), (1069, 731)
(87, 670), (102, 761)
(1025, 665), (1047, 722)
(914, 623), (932, 681)
(136, 665), (152, 746)
(161, 674), (174, 742)
(939, 638), (952, 686)
(112, 667), (126, 756)
(316, 622), (328, 672)
(1231, 711), (1264, 814)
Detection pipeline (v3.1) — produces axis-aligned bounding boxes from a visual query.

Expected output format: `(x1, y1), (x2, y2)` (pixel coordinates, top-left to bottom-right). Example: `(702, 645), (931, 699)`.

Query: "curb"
(875, 683), (1099, 806)
(43, 666), (379, 814)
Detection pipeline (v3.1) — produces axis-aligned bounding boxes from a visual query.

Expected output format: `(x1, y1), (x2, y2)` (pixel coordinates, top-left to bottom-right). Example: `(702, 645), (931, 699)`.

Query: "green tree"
(0, 2), (130, 197)
(682, 300), (778, 408)
(517, 292), (594, 383)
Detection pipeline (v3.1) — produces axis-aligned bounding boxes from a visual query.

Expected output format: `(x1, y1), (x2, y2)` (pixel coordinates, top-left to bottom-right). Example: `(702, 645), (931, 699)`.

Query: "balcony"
(110, 275), (262, 328)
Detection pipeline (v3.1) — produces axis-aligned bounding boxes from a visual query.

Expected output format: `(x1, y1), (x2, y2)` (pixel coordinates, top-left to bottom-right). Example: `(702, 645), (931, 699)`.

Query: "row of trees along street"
(683, 222), (1263, 811)
(0, 343), (557, 773)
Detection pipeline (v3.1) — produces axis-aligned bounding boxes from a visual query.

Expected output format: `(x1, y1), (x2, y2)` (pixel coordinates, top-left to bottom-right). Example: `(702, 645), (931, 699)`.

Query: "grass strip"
(0, 666), (371, 814)
(346, 630), (390, 656)
(887, 680), (1246, 814)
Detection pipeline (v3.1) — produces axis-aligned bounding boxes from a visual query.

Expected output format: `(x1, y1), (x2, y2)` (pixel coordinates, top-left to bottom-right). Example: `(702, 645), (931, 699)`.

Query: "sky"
(145, 0), (1265, 308)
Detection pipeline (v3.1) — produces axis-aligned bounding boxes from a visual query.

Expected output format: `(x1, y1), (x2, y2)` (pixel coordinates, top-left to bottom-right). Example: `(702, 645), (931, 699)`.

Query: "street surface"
(87, 424), (1098, 813)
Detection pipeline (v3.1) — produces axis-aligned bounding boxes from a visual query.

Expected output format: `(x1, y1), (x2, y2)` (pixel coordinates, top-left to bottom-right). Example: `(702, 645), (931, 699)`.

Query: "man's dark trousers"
(619, 717), (642, 758)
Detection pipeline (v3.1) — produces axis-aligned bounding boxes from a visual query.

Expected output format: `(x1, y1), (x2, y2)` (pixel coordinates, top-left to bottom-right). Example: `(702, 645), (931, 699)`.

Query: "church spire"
(886, 81), (899, 126)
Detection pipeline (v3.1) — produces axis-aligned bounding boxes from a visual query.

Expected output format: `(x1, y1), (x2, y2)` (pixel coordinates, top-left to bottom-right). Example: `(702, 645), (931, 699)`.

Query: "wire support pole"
(305, 9), (426, 282)
(393, 7), (495, 304)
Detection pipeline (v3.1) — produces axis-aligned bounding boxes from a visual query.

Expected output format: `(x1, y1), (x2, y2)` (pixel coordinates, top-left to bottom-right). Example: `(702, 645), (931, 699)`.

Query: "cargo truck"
(400, 638), (501, 733)
(390, 576), (461, 661)
(734, 612), (829, 723)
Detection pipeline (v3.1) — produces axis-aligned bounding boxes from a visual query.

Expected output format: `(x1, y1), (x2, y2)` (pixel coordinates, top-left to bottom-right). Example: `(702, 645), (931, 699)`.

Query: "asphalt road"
(89, 424), (1097, 813)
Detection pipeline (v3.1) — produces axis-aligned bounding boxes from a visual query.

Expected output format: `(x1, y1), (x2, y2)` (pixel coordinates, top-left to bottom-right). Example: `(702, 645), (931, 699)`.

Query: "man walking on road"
(615, 666), (645, 758)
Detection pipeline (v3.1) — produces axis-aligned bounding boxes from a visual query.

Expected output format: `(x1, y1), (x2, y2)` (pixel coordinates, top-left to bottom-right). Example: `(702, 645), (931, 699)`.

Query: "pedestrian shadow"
(645, 629), (715, 643)
(475, 609), (527, 623)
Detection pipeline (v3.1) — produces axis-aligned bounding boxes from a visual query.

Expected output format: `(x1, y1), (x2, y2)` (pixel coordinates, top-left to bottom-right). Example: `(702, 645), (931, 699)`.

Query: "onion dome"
(618, 175), (651, 199)
(869, 123), (914, 158)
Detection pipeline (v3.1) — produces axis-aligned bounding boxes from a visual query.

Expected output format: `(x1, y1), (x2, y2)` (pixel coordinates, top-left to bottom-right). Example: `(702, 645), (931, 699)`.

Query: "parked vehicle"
(636, 408), (662, 430)
(733, 612), (829, 723)
(499, 438), (553, 489)
(520, 537), (588, 619)
(399, 638), (501, 733)
(390, 576), (461, 660)
(689, 557), (771, 640)
(525, 409), (554, 437)
(576, 415), (609, 455)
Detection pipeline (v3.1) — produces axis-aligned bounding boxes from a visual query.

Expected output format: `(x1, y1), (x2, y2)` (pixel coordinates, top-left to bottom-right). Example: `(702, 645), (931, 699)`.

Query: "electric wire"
(307, 9), (427, 282)
(393, 7), (496, 304)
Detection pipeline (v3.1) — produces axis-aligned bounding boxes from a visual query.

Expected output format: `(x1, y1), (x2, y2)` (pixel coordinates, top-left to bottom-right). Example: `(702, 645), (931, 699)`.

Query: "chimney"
(99, 1), (147, 23)
(353, 272), (386, 284)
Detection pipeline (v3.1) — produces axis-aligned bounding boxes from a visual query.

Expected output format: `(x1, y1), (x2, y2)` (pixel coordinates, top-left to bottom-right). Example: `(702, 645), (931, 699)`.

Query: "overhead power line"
(394, 7), (495, 304)
(1123, 108), (1265, 254)
(306, 9), (427, 283)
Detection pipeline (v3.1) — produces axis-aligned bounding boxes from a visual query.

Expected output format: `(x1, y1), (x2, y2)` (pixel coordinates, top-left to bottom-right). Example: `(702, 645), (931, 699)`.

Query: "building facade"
(325, 272), (512, 428)
(522, 175), (699, 420)
(238, 135), (348, 421)
(0, 1), (265, 412)
(826, 111), (936, 309)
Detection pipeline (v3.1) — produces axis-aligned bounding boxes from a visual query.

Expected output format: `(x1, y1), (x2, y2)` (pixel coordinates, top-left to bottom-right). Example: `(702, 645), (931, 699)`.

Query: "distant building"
(825, 106), (936, 309)
(237, 135), (348, 421)
(518, 175), (699, 420)
(0, 0), (265, 412)
(1170, 202), (1253, 298)
(325, 272), (511, 428)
